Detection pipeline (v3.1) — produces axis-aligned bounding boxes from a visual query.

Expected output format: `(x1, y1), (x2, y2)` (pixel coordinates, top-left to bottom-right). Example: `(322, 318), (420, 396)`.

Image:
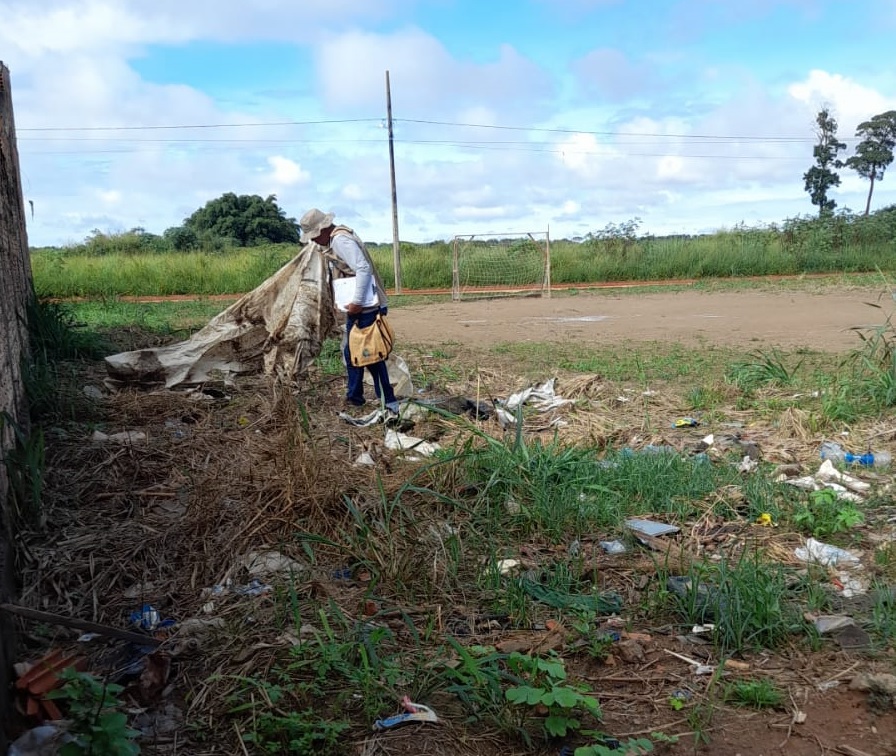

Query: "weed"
(871, 582), (896, 644)
(574, 731), (679, 755)
(670, 551), (801, 654)
(504, 652), (601, 740)
(791, 488), (864, 537)
(46, 668), (140, 755)
(724, 679), (785, 709)
(0, 411), (44, 524)
(727, 349), (800, 390)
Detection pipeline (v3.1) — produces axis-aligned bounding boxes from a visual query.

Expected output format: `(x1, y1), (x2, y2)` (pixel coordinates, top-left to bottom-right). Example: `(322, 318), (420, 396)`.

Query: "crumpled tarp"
(105, 244), (336, 388)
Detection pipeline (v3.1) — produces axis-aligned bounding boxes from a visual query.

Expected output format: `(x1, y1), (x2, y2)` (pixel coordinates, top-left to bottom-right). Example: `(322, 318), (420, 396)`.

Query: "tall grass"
(31, 209), (896, 298)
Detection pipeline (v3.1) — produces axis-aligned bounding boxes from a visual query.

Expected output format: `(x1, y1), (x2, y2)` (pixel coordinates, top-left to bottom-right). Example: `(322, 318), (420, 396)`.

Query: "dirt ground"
(390, 287), (893, 352)
(10, 284), (896, 756)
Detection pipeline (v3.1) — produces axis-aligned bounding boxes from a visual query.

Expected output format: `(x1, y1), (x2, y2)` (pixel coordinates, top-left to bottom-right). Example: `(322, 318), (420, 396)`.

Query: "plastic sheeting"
(105, 244), (337, 389)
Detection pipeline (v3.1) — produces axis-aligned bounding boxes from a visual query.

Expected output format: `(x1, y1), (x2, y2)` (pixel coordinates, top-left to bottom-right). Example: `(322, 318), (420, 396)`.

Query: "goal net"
(452, 230), (551, 301)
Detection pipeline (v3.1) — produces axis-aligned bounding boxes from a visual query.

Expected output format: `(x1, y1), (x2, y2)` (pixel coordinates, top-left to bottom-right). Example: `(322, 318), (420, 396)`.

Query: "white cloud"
(788, 70), (896, 133)
(314, 29), (554, 117)
(266, 156), (310, 187)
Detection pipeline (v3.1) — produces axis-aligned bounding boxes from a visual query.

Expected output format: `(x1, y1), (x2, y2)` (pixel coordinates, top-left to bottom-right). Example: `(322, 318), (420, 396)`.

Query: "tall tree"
(846, 110), (896, 216)
(184, 193), (300, 246)
(803, 108), (846, 216)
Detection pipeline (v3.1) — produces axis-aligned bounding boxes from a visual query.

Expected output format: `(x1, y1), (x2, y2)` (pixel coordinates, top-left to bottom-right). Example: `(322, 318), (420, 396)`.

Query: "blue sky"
(3, 0), (896, 246)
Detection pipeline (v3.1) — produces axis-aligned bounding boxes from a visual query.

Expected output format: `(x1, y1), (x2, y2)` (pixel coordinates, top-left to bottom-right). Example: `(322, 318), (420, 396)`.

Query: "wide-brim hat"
(299, 208), (335, 243)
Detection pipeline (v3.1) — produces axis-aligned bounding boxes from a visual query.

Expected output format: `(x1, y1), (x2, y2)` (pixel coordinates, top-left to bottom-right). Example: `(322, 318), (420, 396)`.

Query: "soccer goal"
(451, 230), (551, 301)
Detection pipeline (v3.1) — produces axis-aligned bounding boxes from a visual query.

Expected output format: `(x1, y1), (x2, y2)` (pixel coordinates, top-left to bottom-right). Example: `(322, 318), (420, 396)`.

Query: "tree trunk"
(865, 174), (875, 216)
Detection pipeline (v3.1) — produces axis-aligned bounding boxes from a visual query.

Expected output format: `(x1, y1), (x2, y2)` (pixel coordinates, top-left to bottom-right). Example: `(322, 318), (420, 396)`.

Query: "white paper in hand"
(333, 276), (379, 312)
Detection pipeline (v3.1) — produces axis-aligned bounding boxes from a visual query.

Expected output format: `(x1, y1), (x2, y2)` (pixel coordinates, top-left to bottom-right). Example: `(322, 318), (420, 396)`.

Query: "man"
(299, 208), (399, 413)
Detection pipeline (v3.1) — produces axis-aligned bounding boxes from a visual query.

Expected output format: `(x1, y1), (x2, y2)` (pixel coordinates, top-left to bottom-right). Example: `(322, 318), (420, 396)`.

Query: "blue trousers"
(344, 308), (397, 407)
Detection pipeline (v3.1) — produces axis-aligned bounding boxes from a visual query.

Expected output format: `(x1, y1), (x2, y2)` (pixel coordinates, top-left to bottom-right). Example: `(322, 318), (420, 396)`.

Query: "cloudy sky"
(3, 0), (896, 247)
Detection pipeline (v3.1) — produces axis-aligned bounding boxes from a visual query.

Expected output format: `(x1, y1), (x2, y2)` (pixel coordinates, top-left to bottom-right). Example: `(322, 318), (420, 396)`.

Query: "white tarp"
(105, 244), (336, 388)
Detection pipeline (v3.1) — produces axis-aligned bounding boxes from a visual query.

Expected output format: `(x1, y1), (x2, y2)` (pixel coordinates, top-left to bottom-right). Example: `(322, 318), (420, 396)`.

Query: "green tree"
(846, 110), (896, 216)
(184, 193), (300, 246)
(803, 108), (846, 216)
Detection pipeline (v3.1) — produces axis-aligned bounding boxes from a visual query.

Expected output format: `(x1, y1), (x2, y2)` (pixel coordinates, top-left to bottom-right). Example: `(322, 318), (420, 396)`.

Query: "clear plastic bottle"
(820, 441), (892, 467)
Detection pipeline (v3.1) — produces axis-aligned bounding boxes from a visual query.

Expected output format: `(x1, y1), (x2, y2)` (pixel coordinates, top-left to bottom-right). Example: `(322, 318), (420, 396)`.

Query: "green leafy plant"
(792, 488), (864, 537)
(504, 652), (601, 739)
(47, 668), (140, 756)
(574, 731), (678, 755)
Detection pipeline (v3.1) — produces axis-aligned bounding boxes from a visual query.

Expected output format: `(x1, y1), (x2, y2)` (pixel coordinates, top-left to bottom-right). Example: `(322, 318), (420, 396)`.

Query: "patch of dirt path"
(390, 288), (890, 352)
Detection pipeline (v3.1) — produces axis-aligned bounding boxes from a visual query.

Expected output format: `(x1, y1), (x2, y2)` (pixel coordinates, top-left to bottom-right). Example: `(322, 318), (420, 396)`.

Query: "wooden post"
(385, 71), (401, 294)
(545, 225), (552, 299)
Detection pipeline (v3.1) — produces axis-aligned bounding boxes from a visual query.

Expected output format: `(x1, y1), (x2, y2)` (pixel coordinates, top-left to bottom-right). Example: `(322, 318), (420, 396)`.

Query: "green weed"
(791, 489), (864, 537)
(724, 679), (785, 709)
(727, 349), (800, 390)
(46, 668), (140, 756)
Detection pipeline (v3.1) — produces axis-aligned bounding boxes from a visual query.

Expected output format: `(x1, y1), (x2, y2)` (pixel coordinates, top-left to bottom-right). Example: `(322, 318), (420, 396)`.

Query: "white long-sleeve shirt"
(330, 230), (385, 309)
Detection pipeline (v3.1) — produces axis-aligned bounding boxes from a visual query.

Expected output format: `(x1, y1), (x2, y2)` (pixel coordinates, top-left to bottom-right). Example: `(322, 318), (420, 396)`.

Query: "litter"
(672, 417), (700, 428)
(338, 407), (393, 427)
(373, 697), (439, 730)
(384, 429), (441, 458)
(624, 519), (680, 538)
(794, 538), (860, 567)
(129, 604), (174, 632)
(240, 550), (307, 579)
(8, 726), (75, 756)
(755, 513), (774, 527)
(502, 378), (572, 413)
(353, 451), (376, 466)
(496, 559), (521, 575)
(599, 540), (627, 554)
(780, 461), (870, 503)
(91, 430), (146, 444)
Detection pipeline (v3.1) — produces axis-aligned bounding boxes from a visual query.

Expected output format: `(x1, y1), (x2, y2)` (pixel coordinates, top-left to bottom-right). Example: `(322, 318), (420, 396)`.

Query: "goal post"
(451, 229), (551, 301)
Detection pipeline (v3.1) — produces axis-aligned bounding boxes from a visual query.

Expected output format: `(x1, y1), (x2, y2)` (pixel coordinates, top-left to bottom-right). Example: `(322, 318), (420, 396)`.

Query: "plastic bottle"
(820, 441), (892, 467)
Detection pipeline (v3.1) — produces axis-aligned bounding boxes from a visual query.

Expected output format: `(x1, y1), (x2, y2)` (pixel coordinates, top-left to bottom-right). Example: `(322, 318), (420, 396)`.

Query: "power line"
(17, 117), (381, 132)
(397, 117), (859, 143)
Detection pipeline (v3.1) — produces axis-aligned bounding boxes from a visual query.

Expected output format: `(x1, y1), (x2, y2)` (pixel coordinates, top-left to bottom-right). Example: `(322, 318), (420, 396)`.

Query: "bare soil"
(390, 287), (891, 352)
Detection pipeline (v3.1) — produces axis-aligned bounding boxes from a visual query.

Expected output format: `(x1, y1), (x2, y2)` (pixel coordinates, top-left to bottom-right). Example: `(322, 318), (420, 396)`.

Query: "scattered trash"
(820, 441), (892, 468)
(691, 623), (715, 635)
(599, 540), (627, 554)
(667, 576), (719, 621)
(8, 725), (75, 756)
(91, 430), (146, 444)
(812, 615), (856, 635)
(672, 417), (700, 428)
(663, 648), (714, 676)
(496, 559), (521, 575)
(76, 633), (102, 643)
(815, 460), (871, 493)
(780, 462), (869, 503)
(373, 697), (439, 730)
(232, 579), (272, 597)
(625, 519), (680, 538)
(134, 702), (184, 739)
(338, 407), (394, 427)
(384, 429), (441, 458)
(502, 378), (572, 413)
(755, 513), (774, 527)
(240, 550), (307, 579)
(129, 604), (174, 632)
(794, 538), (860, 567)
(353, 451), (376, 466)
(123, 581), (157, 599)
(737, 455), (759, 473)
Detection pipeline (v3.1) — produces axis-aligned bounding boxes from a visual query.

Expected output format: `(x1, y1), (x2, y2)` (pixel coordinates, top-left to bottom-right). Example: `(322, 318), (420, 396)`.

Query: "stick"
(0, 603), (162, 647)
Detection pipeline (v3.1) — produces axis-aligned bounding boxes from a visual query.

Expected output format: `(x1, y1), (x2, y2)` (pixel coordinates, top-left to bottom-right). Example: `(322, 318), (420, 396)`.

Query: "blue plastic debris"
(373, 698), (438, 731)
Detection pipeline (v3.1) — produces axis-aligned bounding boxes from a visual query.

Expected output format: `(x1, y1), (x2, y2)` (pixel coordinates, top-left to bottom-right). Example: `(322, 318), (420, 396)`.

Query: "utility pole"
(385, 70), (401, 293)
